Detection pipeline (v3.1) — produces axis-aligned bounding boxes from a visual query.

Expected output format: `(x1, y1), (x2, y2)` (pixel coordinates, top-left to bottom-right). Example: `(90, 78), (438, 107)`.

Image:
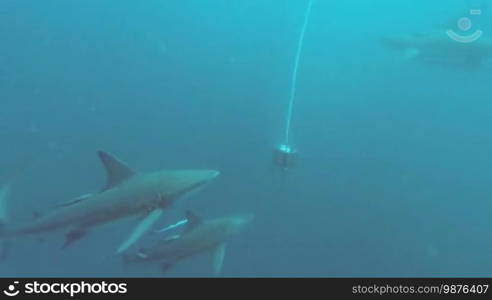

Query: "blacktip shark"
(123, 211), (254, 275)
(380, 30), (492, 68)
(0, 151), (220, 255)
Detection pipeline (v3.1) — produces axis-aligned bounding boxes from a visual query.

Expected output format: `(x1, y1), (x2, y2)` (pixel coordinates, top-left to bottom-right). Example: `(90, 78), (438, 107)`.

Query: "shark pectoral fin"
(212, 243), (226, 275)
(183, 210), (203, 234)
(155, 219), (188, 234)
(97, 151), (136, 191)
(116, 208), (164, 254)
(62, 228), (88, 249)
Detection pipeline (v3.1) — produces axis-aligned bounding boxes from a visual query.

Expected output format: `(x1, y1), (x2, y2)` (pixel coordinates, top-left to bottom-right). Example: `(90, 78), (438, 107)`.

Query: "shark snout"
(209, 170), (220, 179)
(239, 214), (255, 225)
(179, 169), (220, 193)
(197, 170), (220, 184)
(228, 214), (255, 235)
(200, 170), (220, 189)
(183, 169), (220, 182)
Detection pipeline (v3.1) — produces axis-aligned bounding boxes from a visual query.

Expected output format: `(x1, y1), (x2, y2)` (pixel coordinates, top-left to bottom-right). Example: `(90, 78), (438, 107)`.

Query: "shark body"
(124, 211), (254, 275)
(0, 151), (219, 253)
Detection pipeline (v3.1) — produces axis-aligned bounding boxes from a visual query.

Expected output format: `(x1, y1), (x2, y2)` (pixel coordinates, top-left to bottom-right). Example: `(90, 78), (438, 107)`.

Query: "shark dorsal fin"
(98, 151), (136, 191)
(184, 210), (202, 233)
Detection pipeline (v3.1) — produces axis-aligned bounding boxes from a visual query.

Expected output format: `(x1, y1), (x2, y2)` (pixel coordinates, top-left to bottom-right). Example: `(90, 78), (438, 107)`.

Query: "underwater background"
(1, 0), (492, 277)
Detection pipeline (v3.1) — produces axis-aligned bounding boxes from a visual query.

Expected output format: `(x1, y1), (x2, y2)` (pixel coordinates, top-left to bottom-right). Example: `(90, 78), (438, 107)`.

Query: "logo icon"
(447, 9), (483, 43)
(3, 282), (20, 297)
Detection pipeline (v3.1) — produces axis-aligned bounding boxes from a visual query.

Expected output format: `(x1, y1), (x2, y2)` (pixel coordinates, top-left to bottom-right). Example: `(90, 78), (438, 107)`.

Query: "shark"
(380, 30), (492, 68)
(123, 211), (254, 275)
(0, 151), (220, 255)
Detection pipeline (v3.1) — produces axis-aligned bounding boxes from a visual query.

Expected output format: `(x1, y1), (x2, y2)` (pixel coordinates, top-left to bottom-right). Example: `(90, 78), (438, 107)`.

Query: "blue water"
(1, 0), (492, 277)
